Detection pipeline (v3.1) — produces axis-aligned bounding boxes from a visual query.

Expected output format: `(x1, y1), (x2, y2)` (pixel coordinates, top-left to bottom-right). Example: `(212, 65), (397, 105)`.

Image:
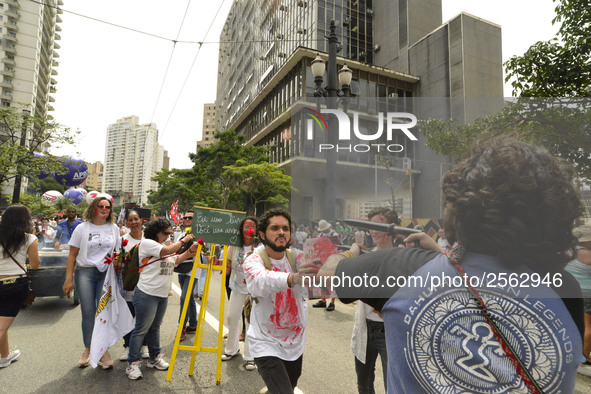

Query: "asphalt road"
(3, 271), (591, 393)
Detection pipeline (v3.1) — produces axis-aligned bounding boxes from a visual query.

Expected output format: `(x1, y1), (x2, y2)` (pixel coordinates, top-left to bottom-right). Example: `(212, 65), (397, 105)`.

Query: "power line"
(150, 0), (192, 125)
(160, 0), (228, 136)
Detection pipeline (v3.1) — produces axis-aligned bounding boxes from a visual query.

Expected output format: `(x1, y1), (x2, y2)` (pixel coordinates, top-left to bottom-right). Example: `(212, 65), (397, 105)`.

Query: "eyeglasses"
(97, 205), (111, 210)
(183, 216), (193, 220)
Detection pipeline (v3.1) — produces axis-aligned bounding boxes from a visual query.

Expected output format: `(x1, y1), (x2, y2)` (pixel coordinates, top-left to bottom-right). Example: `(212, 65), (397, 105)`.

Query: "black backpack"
(121, 244), (144, 291)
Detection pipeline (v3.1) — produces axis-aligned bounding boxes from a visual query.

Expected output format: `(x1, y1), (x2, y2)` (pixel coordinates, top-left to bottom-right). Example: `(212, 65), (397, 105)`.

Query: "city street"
(4, 272), (591, 394)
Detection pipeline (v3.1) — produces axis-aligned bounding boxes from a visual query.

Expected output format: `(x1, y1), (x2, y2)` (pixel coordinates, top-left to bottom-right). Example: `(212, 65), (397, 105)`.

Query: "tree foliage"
(504, 0), (590, 96)
(147, 130), (290, 216)
(0, 106), (80, 193)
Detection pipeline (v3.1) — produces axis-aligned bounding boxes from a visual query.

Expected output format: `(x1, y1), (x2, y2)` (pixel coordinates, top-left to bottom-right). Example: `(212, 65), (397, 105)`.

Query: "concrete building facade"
(84, 161), (103, 191)
(216, 0), (504, 224)
(197, 102), (216, 152)
(102, 116), (164, 206)
(1, 0), (62, 200)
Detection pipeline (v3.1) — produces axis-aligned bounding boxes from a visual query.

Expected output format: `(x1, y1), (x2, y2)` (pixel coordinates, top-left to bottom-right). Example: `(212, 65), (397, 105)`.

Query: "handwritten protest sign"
(191, 206), (245, 246)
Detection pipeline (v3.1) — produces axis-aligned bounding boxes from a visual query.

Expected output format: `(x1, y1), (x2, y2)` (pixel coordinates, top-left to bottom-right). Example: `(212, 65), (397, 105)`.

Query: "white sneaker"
(0, 349), (21, 368)
(141, 345), (149, 359)
(126, 361), (143, 380)
(578, 363), (591, 377)
(119, 348), (129, 361)
(244, 360), (256, 371)
(147, 353), (169, 370)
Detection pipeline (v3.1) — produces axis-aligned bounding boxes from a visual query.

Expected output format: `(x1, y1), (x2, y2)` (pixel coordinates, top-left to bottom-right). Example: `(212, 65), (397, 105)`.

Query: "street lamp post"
(311, 20), (353, 223)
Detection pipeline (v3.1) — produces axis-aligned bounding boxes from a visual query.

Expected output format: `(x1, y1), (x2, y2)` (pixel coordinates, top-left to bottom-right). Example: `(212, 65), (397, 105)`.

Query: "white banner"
(89, 263), (135, 368)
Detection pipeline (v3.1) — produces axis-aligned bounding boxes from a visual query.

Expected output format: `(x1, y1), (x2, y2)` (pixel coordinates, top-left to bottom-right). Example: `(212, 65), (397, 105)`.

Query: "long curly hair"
(144, 218), (171, 241)
(0, 204), (34, 258)
(442, 136), (582, 271)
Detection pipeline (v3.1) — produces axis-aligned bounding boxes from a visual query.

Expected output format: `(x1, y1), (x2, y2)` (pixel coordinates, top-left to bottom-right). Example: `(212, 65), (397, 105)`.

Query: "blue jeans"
(74, 266), (107, 348)
(128, 288), (168, 363)
(178, 274), (197, 328)
(355, 320), (388, 394)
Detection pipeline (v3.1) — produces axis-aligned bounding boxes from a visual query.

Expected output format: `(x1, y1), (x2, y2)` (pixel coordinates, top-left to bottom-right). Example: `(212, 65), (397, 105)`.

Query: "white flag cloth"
(89, 263), (135, 368)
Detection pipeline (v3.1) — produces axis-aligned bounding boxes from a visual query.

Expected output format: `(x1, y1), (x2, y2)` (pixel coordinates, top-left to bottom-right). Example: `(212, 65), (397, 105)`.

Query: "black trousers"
(254, 355), (303, 394)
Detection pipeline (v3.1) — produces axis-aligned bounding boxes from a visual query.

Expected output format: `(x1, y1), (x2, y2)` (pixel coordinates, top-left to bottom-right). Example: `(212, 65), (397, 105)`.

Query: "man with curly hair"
(243, 208), (318, 393)
(318, 137), (585, 393)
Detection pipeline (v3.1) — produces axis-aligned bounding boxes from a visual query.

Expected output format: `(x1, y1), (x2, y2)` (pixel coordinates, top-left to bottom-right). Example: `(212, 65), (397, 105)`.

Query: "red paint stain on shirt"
(269, 288), (304, 342)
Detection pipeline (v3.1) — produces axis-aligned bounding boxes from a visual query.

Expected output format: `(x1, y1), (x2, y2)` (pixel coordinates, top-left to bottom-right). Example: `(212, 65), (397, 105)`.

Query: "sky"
(51, 0), (559, 170)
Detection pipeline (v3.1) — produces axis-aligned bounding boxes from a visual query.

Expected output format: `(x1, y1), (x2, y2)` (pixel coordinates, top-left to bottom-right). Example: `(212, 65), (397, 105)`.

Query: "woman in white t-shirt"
(117, 210), (149, 362)
(62, 196), (120, 369)
(125, 218), (197, 380)
(222, 216), (258, 371)
(0, 205), (40, 368)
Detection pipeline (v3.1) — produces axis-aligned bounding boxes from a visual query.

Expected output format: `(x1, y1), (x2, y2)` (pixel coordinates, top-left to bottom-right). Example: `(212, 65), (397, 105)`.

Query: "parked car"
(28, 248), (79, 305)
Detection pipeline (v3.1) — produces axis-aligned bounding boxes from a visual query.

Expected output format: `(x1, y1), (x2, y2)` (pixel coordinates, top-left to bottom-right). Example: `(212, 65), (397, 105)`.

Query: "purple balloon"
(53, 158), (88, 187)
(33, 152), (50, 180)
(64, 188), (85, 205)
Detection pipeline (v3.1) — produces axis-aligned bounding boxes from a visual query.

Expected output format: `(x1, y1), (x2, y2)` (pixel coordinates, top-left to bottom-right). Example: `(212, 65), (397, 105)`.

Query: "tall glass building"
(216, 0), (503, 221)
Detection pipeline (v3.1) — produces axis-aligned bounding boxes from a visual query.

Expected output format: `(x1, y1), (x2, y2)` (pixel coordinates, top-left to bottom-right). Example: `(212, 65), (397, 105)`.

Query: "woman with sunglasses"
(62, 196), (120, 369)
(0, 205), (41, 368)
(125, 218), (196, 380)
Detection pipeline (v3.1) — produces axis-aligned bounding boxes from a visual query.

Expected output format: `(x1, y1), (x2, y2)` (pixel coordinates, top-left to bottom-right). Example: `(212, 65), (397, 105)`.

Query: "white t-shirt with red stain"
(137, 239), (176, 298)
(244, 249), (308, 361)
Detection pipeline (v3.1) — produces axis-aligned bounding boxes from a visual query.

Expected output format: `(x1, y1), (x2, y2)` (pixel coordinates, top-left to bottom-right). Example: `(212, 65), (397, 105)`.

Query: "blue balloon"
(64, 188), (84, 205)
(53, 158), (88, 187)
(33, 152), (50, 180)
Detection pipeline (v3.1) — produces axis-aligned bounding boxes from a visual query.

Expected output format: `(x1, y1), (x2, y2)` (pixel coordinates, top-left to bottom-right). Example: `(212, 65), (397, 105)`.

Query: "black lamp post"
(311, 20), (353, 223)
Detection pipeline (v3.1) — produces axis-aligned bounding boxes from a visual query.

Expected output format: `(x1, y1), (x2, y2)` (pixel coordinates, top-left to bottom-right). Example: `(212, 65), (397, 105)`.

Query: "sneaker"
(244, 360), (256, 371)
(97, 350), (114, 369)
(221, 352), (240, 361)
(180, 329), (186, 341)
(186, 326), (197, 333)
(578, 363), (591, 377)
(126, 361), (143, 380)
(239, 330), (245, 342)
(119, 348), (129, 361)
(259, 387), (268, 394)
(141, 346), (149, 359)
(312, 300), (326, 308)
(0, 349), (21, 368)
(147, 354), (169, 370)
(78, 348), (90, 368)
(326, 302), (335, 312)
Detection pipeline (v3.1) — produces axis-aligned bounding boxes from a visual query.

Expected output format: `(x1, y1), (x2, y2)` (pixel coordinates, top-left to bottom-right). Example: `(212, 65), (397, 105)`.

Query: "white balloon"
(42, 190), (63, 205)
(97, 193), (114, 205)
(78, 188), (88, 197)
(85, 190), (100, 204)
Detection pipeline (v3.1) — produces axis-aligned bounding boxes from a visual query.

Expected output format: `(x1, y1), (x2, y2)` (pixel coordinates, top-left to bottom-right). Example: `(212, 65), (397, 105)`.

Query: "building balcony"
(53, 42), (60, 50)
(0, 81), (13, 89)
(3, 57), (15, 66)
(48, 95), (55, 102)
(55, 33), (61, 40)
(52, 51), (59, 58)
(52, 60), (59, 67)
(55, 25), (61, 32)
(56, 15), (62, 23)
(48, 105), (54, 111)
(49, 86), (56, 93)
(51, 69), (57, 76)
(50, 78), (57, 85)
(1, 68), (15, 77)
(3, 34), (17, 44)
(5, 10), (20, 20)
(2, 42), (17, 54)
(6, 0), (20, 9)
(6, 21), (18, 32)
(0, 92), (12, 100)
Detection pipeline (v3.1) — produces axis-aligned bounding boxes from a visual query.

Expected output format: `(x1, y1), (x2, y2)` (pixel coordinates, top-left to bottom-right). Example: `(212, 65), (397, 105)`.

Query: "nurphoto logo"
(303, 107), (418, 153)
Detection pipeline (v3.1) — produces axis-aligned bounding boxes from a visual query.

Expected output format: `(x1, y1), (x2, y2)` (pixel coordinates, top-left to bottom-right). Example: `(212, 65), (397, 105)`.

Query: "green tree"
(0, 107), (80, 197)
(505, 0), (590, 96)
(147, 130), (270, 214)
(222, 161), (291, 215)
